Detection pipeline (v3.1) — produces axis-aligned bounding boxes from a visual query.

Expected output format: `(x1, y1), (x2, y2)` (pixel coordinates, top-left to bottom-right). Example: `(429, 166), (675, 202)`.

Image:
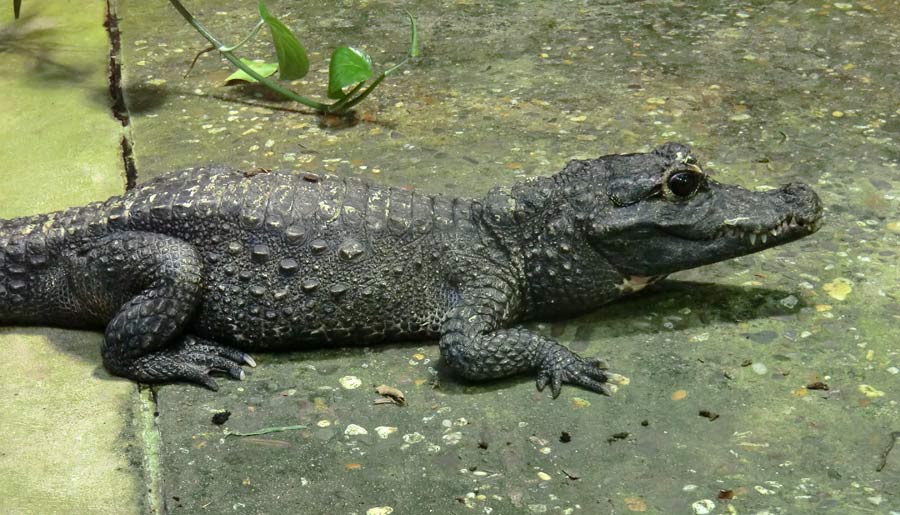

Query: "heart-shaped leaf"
(258, 1), (309, 80)
(225, 59), (278, 83)
(327, 46), (373, 99)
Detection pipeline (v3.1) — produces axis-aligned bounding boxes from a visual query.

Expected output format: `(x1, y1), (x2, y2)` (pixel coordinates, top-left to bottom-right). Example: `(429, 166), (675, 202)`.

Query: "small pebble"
(403, 432), (425, 444)
(780, 295), (799, 309)
(823, 278), (853, 300)
(375, 426), (397, 439)
(442, 432), (462, 445)
(858, 384), (885, 398)
(571, 397), (591, 408)
(339, 376), (362, 389)
(691, 500), (715, 514)
(211, 411), (230, 425)
(751, 362), (768, 375)
(344, 424), (368, 436)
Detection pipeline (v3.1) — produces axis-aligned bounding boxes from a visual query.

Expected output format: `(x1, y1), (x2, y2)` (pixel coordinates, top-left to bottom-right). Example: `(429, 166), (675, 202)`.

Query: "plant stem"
(219, 19), (264, 52)
(339, 72), (389, 111)
(340, 54), (410, 111)
(326, 81), (368, 112)
(167, 0), (329, 111)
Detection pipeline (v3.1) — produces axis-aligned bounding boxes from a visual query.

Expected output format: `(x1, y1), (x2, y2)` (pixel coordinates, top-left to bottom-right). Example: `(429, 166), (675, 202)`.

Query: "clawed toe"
(536, 348), (614, 398)
(119, 337), (252, 389)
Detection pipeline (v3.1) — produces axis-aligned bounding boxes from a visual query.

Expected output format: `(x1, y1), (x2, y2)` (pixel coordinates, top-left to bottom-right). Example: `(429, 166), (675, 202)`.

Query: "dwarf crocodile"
(0, 143), (822, 396)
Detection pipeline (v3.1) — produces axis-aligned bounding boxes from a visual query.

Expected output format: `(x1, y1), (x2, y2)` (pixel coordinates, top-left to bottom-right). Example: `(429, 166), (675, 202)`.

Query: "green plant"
(169, 0), (419, 116)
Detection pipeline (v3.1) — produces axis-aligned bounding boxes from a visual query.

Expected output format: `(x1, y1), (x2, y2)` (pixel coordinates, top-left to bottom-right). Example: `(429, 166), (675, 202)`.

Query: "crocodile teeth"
(749, 233), (757, 245)
(770, 228), (778, 236)
(761, 233), (767, 244)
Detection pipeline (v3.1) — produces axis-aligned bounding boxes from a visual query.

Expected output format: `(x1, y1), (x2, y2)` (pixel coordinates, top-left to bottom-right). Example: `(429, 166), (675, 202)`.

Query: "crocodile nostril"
(779, 182), (822, 213)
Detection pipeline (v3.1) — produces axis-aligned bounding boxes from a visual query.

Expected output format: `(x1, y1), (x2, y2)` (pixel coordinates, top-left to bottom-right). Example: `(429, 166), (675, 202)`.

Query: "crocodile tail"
(1, 213), (38, 321)
(1, 201), (118, 325)
(0, 211), (69, 324)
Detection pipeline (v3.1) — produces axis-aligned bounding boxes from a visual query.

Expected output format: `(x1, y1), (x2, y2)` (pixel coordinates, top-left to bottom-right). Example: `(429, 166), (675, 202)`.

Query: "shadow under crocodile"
(6, 280), (808, 390)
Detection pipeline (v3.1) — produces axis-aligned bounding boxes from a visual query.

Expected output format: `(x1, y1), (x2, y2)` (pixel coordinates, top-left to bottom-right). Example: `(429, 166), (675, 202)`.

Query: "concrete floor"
(0, 2), (141, 514)
(1, 1), (898, 514)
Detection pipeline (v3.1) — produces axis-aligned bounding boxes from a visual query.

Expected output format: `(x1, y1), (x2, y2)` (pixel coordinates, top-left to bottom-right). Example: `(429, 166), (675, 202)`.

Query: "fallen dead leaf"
(624, 496), (647, 512)
(375, 384), (406, 406)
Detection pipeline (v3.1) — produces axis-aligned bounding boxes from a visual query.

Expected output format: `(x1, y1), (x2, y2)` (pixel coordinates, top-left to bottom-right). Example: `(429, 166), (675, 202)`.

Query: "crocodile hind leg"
(74, 231), (253, 389)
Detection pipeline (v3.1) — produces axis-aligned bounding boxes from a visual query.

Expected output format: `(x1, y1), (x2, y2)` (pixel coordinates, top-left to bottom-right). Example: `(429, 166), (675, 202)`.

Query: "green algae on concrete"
(32, 0), (900, 513)
(0, 2), (125, 215)
(0, 330), (142, 515)
(0, 2), (141, 514)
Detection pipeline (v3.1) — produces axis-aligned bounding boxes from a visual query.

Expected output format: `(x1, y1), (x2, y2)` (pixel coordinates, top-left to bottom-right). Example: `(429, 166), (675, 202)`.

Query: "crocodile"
(0, 143), (822, 397)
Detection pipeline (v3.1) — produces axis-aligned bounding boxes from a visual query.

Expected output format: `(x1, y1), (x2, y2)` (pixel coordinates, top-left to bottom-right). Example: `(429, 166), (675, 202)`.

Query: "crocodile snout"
(778, 182), (823, 222)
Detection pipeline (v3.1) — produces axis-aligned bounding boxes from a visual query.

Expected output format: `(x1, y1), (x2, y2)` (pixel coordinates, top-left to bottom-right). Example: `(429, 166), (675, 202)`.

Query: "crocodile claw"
(536, 346), (612, 398)
(124, 336), (253, 390)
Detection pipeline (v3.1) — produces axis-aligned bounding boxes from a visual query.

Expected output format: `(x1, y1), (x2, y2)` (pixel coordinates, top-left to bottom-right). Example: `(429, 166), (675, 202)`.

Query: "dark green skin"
(0, 143), (822, 396)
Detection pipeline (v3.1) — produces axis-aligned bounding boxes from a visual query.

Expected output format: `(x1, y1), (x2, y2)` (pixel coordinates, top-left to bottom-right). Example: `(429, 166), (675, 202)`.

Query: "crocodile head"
(570, 142), (823, 277)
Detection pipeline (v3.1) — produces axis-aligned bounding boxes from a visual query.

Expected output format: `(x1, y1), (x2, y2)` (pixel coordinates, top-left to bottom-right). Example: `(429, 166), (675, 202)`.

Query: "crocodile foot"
(125, 336), (256, 390)
(536, 347), (612, 398)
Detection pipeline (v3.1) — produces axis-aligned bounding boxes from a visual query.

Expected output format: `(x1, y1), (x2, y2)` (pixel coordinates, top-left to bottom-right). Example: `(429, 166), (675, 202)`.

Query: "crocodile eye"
(667, 171), (701, 198)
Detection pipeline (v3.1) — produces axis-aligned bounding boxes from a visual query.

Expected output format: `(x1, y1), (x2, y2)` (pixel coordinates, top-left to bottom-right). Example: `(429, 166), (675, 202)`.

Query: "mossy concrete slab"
(119, 0), (900, 513)
(0, 2), (141, 514)
(0, 2), (125, 215)
(0, 330), (143, 515)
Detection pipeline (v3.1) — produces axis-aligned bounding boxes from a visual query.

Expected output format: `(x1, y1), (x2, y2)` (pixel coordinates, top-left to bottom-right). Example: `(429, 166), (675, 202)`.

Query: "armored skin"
(0, 143), (822, 396)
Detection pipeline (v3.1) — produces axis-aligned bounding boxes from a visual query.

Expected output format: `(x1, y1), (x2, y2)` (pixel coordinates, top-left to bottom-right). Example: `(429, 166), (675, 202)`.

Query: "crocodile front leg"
(438, 279), (612, 398)
(73, 231), (253, 389)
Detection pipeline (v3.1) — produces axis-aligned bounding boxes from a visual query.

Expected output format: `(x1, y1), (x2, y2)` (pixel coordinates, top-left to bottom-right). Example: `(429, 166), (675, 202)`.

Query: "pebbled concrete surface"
(2, 0), (899, 514)
(118, 1), (899, 513)
(121, 1), (899, 513)
(0, 2), (140, 514)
